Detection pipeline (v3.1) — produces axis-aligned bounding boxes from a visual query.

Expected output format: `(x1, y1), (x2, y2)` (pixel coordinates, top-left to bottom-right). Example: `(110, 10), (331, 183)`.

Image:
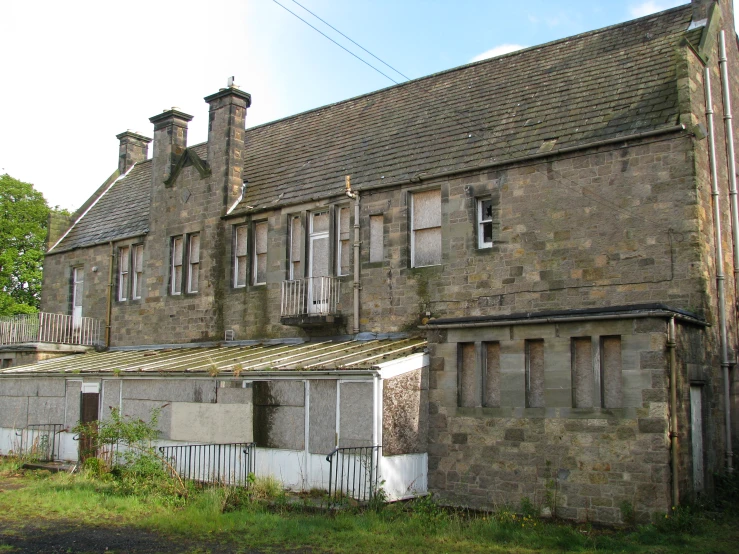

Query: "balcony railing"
(281, 276), (341, 317)
(0, 312), (103, 346)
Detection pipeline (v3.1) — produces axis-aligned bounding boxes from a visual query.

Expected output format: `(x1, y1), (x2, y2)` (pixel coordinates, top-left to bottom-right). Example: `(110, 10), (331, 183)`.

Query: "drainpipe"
(667, 316), (679, 506)
(345, 176), (361, 335)
(718, 31), (735, 471)
(105, 241), (114, 348)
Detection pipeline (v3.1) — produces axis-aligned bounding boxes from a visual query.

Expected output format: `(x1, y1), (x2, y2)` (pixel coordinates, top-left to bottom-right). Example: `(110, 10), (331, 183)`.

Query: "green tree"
(0, 174), (51, 315)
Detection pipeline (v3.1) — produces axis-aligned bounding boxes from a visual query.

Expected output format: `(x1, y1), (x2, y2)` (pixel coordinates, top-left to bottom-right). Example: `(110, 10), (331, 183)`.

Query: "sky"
(0, 0), (719, 210)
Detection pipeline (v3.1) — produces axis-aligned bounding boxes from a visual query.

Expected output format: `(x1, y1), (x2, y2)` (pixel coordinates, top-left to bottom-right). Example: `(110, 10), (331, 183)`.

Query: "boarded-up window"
(483, 342), (501, 407)
(132, 244), (143, 299)
(458, 342), (477, 407)
(571, 337), (593, 408)
(525, 339), (545, 408)
(600, 336), (622, 408)
(118, 246), (129, 301)
(234, 225), (248, 287)
(187, 234), (200, 293)
(289, 216), (302, 280)
(337, 206), (351, 276)
(411, 189), (441, 267)
(171, 236), (183, 295)
(370, 215), (383, 263)
(253, 221), (268, 285)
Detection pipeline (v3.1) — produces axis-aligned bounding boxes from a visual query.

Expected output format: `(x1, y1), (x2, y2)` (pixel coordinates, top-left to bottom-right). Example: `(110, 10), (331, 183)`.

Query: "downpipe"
(105, 241), (114, 348)
(346, 176), (361, 335)
(718, 31), (735, 471)
(668, 317), (679, 506)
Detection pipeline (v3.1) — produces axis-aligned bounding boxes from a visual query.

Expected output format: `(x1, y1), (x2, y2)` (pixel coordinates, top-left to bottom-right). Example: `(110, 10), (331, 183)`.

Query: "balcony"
(280, 276), (342, 327)
(0, 312), (104, 347)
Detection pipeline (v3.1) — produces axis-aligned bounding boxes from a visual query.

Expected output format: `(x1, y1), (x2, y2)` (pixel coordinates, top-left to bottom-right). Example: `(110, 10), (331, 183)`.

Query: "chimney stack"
(691, 0), (718, 22)
(204, 80), (251, 209)
(148, 108), (193, 185)
(116, 130), (151, 175)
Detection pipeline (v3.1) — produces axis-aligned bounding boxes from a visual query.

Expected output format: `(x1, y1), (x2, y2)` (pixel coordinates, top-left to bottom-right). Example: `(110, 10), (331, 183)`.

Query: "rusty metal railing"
(158, 442), (256, 487)
(326, 445), (381, 505)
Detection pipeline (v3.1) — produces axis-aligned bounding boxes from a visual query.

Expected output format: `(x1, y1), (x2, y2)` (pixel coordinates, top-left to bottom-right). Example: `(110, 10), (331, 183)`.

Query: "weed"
(520, 496), (538, 519)
(410, 493), (444, 522)
(249, 475), (283, 501)
(619, 500), (636, 526)
(652, 505), (703, 535)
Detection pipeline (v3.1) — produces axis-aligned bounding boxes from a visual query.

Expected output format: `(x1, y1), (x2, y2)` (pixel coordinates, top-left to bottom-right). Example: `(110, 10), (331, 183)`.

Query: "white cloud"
(629, 1), (684, 18)
(470, 44), (527, 63)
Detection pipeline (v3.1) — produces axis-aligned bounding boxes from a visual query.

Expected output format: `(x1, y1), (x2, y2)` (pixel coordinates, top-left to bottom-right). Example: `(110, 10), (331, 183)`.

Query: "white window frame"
(131, 244), (144, 300)
(289, 215), (302, 281)
(253, 220), (268, 286)
(118, 246), (130, 301)
(187, 233), (200, 294)
(171, 236), (183, 295)
(410, 189), (442, 268)
(336, 206), (351, 276)
(477, 198), (494, 249)
(233, 225), (248, 288)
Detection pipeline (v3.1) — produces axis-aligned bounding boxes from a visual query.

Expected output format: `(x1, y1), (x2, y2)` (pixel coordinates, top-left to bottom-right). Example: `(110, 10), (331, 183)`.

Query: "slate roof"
(50, 161), (152, 252)
(0, 337), (427, 374)
(52, 4), (696, 251)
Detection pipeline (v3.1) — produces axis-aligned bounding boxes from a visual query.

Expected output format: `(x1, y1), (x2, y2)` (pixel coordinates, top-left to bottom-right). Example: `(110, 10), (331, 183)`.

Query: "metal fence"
(158, 442), (256, 487)
(0, 312), (103, 346)
(16, 424), (65, 462)
(281, 276), (341, 317)
(326, 445), (382, 504)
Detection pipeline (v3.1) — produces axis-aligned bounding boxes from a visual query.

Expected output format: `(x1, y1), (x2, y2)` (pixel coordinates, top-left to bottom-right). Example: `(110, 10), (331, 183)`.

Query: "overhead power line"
(288, 0), (411, 81)
(270, 0), (400, 84)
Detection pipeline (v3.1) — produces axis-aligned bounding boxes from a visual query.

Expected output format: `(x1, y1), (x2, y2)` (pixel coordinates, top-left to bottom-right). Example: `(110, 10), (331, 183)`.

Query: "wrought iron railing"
(158, 442), (256, 487)
(0, 312), (103, 346)
(326, 445), (381, 504)
(281, 276), (341, 317)
(16, 424), (66, 462)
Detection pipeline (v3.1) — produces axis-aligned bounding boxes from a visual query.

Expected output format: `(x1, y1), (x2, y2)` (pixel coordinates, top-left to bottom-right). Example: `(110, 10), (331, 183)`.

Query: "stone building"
(2, 0), (738, 523)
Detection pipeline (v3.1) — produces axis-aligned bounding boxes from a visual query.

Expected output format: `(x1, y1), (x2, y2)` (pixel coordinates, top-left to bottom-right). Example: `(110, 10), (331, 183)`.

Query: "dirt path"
(0, 521), (242, 553)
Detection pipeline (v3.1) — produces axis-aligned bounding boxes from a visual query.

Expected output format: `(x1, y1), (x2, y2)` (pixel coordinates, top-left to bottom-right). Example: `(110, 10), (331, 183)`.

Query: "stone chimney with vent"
(148, 108), (193, 186)
(116, 131), (151, 175)
(204, 80), (251, 210)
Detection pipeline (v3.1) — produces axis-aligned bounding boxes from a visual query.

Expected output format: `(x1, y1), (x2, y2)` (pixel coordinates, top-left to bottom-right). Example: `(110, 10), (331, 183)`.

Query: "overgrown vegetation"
(1, 450), (738, 553)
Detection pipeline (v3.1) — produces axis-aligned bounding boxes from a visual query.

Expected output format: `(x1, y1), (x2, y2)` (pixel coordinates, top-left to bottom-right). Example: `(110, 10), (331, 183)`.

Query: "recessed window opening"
(410, 189), (441, 267)
(118, 246), (130, 301)
(132, 244), (143, 300)
(337, 206), (351, 276)
(171, 236), (183, 295)
(187, 234), (200, 293)
(289, 216), (303, 280)
(478, 198), (494, 248)
(253, 221), (268, 285)
(234, 225), (248, 288)
(370, 215), (384, 263)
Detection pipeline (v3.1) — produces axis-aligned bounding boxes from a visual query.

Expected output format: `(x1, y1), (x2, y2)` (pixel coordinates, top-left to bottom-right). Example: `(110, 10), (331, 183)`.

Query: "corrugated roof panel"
(0, 339), (427, 375)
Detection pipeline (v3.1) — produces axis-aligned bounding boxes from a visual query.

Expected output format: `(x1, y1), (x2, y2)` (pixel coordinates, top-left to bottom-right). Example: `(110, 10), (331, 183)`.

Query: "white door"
(72, 267), (84, 329)
(308, 212), (329, 314)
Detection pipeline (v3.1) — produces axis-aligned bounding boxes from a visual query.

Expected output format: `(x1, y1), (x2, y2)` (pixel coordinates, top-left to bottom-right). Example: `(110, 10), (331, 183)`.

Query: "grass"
(1, 458), (739, 553)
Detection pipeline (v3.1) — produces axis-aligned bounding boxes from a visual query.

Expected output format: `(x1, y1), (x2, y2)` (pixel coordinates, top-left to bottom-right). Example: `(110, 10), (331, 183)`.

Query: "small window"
(337, 206), (351, 276)
(132, 244), (144, 300)
(525, 339), (545, 408)
(1, 359), (12, 369)
(370, 215), (383, 263)
(253, 221), (268, 285)
(478, 198), (494, 248)
(234, 225), (248, 288)
(483, 342), (500, 408)
(600, 336), (622, 408)
(289, 216), (303, 280)
(171, 236), (183, 295)
(571, 337), (594, 408)
(118, 246), (130, 301)
(410, 189), (441, 267)
(187, 234), (200, 293)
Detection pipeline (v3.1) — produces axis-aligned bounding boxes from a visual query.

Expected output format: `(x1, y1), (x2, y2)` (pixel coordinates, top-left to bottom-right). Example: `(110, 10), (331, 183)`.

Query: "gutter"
(421, 310), (707, 330)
